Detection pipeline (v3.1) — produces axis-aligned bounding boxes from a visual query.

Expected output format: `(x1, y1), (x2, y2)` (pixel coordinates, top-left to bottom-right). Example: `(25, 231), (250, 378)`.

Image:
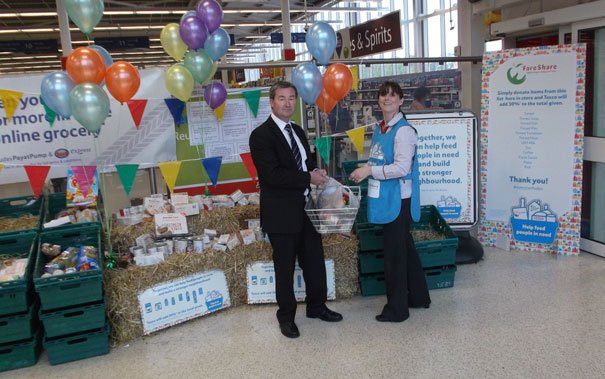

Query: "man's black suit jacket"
(249, 116), (316, 234)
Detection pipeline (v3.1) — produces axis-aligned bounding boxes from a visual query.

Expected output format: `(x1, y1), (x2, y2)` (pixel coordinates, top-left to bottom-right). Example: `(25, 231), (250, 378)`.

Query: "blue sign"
(94, 36), (150, 50)
(0, 39), (58, 53)
(270, 32), (306, 44)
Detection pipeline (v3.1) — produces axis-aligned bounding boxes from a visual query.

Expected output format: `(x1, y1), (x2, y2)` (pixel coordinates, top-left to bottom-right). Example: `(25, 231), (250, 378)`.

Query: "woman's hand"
(349, 166), (372, 183)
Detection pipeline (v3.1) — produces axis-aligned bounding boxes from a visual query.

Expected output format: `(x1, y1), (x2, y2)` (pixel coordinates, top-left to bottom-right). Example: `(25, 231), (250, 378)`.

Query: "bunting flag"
(127, 99), (148, 129)
(164, 98), (185, 126)
(24, 165), (50, 199)
(0, 163), (3, 174)
(71, 165), (97, 197)
(313, 136), (332, 164)
(0, 89), (23, 123)
(201, 156), (222, 187)
(116, 164), (139, 196)
(40, 96), (57, 127)
(158, 161), (182, 193)
(346, 126), (366, 156)
(242, 89), (261, 117)
(351, 66), (359, 92)
(213, 102), (226, 122)
(239, 152), (257, 184)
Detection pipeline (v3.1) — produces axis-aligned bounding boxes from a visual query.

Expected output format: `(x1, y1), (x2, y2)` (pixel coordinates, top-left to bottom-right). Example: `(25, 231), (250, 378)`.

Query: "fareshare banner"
(479, 45), (586, 255)
(0, 68), (176, 184)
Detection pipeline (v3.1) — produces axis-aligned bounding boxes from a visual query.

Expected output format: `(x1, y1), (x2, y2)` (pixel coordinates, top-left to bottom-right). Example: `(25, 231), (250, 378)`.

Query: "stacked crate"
(43, 192), (102, 232)
(34, 224), (109, 365)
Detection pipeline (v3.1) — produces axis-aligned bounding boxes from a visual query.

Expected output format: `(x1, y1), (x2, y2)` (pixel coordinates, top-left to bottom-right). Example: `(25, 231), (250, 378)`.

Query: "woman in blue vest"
(349, 81), (431, 322)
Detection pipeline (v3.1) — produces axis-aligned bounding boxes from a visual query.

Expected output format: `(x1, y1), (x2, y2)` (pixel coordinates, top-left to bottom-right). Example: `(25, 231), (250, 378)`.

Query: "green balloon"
(183, 49), (215, 84)
(65, 0), (104, 35)
(69, 83), (110, 134)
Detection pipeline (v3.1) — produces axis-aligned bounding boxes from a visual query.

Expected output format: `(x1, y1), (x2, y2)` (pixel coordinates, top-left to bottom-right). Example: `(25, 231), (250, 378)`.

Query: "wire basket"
(305, 185), (361, 234)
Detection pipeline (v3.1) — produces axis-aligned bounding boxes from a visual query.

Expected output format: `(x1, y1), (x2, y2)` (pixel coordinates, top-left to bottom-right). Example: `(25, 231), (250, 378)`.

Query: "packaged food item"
(44, 247), (79, 274)
(226, 234), (240, 250)
(0, 258), (28, 282)
(76, 246), (99, 271)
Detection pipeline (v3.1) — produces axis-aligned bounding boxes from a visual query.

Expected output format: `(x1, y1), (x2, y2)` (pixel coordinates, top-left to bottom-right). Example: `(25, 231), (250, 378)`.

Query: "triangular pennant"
(40, 96), (57, 127)
(0, 89), (23, 122)
(0, 163), (3, 173)
(313, 136), (332, 164)
(71, 166), (97, 197)
(213, 102), (225, 122)
(127, 99), (148, 129)
(115, 164), (139, 196)
(164, 98), (185, 126)
(158, 161), (182, 193)
(241, 89), (261, 117)
(24, 165), (50, 199)
(351, 66), (359, 92)
(239, 152), (257, 184)
(201, 156), (222, 187)
(346, 126), (366, 156)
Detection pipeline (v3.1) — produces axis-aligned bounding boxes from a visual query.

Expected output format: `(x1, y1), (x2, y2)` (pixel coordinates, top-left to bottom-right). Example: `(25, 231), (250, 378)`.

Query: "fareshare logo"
(507, 63), (527, 85)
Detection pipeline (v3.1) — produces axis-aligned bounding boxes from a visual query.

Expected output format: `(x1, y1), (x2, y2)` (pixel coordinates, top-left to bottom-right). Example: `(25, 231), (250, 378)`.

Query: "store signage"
(94, 36), (150, 50)
(138, 270), (230, 335)
(270, 32), (306, 44)
(335, 11), (401, 59)
(0, 39), (58, 53)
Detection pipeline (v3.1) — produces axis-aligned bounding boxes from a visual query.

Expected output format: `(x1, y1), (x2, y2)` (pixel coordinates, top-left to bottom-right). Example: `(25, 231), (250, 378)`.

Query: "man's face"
(270, 87), (297, 122)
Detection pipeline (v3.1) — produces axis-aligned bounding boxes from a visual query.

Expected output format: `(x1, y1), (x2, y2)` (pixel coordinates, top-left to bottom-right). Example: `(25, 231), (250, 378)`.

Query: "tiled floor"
(5, 246), (605, 378)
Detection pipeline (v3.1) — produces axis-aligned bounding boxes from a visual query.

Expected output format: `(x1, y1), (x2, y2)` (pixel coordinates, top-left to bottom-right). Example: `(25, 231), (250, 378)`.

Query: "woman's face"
(379, 89), (403, 113)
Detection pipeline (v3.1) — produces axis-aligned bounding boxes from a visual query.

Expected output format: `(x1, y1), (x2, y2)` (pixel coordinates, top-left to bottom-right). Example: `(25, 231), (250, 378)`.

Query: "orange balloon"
(66, 47), (106, 85)
(316, 88), (337, 113)
(323, 63), (353, 101)
(105, 61), (141, 103)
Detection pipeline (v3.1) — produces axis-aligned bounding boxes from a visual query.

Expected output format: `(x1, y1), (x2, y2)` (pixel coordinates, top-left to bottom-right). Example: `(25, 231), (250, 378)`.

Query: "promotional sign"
(246, 259), (336, 304)
(479, 45), (586, 254)
(0, 68), (177, 184)
(138, 270), (230, 335)
(334, 11), (402, 59)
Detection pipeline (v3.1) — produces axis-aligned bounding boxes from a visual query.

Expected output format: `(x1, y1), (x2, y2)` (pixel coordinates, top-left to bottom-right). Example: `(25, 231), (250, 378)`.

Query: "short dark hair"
(413, 86), (430, 101)
(269, 81), (298, 99)
(378, 81), (404, 99)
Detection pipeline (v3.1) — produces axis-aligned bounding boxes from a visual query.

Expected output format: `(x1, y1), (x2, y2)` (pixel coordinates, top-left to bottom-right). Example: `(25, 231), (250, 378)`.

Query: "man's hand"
(310, 168), (329, 186)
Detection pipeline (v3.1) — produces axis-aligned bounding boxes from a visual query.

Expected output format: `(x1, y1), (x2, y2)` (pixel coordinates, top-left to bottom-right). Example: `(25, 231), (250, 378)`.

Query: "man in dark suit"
(249, 81), (343, 338)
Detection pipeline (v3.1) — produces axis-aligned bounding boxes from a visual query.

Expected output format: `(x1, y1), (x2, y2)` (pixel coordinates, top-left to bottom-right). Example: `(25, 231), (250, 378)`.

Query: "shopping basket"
(305, 185), (361, 234)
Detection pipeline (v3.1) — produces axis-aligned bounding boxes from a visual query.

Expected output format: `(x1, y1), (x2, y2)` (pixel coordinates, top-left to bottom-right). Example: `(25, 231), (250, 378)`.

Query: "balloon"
(204, 81), (227, 110)
(323, 63), (353, 101)
(291, 62), (323, 105)
(89, 45), (113, 69)
(165, 64), (194, 102)
(204, 28), (230, 61)
(180, 10), (197, 24)
(202, 62), (218, 86)
(65, 0), (104, 35)
(66, 47), (105, 85)
(160, 23), (188, 61)
(197, 0), (223, 34)
(315, 88), (337, 113)
(69, 83), (110, 134)
(183, 49), (214, 84)
(40, 71), (75, 118)
(105, 61), (140, 104)
(179, 15), (208, 50)
(306, 22), (337, 65)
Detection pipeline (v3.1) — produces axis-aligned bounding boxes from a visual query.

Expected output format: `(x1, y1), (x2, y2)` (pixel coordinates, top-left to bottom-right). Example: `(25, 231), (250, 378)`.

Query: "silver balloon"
(40, 71), (75, 118)
(292, 62), (323, 105)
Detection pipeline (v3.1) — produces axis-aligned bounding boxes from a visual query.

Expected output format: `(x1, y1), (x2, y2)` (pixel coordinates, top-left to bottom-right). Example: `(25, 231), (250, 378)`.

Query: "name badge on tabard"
(368, 179), (380, 198)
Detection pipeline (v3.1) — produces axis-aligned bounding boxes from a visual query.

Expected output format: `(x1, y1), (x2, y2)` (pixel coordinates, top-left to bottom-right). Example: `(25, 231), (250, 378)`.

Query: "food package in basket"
(310, 178), (359, 233)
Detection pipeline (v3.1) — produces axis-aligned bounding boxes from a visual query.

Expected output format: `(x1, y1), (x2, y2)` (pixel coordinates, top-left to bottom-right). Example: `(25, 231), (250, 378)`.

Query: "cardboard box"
(170, 193), (189, 205)
(174, 203), (200, 216)
(154, 213), (188, 236)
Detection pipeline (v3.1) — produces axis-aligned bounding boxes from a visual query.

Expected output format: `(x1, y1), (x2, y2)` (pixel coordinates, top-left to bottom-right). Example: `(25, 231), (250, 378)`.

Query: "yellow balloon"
(161, 23), (187, 61)
(201, 62), (218, 86)
(165, 64), (194, 102)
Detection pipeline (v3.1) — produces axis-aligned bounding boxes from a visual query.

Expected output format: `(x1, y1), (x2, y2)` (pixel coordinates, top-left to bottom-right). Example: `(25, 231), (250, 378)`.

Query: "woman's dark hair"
(413, 86), (430, 101)
(378, 81), (406, 117)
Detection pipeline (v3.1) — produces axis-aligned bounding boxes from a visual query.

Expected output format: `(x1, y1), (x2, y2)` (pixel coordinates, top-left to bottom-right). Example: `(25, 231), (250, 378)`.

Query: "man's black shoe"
(306, 307), (343, 322)
(279, 322), (300, 338)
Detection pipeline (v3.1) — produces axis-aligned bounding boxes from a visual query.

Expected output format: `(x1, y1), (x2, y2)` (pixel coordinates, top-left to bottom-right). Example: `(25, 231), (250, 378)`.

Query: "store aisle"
(4, 246), (604, 379)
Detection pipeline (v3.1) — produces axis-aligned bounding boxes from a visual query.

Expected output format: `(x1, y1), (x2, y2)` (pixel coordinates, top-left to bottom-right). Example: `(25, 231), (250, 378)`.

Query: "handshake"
(310, 168), (329, 186)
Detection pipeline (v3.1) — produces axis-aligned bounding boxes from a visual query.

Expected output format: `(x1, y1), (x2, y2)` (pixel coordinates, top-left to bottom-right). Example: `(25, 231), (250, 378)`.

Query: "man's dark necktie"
(285, 124), (303, 171)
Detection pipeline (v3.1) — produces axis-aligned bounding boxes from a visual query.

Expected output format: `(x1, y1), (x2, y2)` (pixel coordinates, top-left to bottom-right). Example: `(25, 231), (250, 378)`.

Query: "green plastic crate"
(0, 302), (38, 344)
(40, 299), (106, 338)
(34, 225), (103, 311)
(0, 232), (37, 316)
(341, 160), (369, 189)
(0, 330), (41, 373)
(44, 324), (109, 366)
(359, 273), (386, 296)
(425, 265), (457, 290)
(358, 251), (384, 274)
(356, 225), (384, 252)
(0, 195), (43, 236)
(414, 206), (458, 268)
(43, 192), (101, 231)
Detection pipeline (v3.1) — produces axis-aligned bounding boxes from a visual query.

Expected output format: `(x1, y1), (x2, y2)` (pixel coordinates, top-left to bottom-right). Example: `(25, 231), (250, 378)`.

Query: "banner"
(479, 45), (586, 255)
(0, 68), (177, 184)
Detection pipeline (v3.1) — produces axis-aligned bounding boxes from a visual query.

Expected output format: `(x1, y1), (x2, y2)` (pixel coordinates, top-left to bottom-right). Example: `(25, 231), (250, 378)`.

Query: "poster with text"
(479, 45), (585, 255)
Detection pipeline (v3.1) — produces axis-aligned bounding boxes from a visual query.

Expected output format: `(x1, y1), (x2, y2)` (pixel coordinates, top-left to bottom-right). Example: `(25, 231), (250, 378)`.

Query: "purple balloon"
(179, 15), (208, 50)
(204, 81), (227, 110)
(197, 0), (223, 33)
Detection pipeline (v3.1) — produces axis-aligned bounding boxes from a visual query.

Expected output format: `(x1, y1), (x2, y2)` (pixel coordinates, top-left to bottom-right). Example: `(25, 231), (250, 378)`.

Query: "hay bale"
(109, 218), (155, 257)
(229, 240), (272, 305)
(231, 205), (260, 229)
(322, 234), (359, 299)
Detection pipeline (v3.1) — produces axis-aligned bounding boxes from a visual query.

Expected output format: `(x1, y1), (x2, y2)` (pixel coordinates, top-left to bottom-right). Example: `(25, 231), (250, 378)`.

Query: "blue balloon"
(89, 45), (113, 69)
(292, 62), (323, 105)
(306, 22), (336, 65)
(40, 71), (75, 118)
(204, 28), (230, 61)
